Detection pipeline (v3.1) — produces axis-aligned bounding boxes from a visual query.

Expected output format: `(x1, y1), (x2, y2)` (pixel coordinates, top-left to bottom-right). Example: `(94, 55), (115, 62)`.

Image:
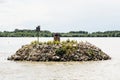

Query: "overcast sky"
(0, 0), (120, 32)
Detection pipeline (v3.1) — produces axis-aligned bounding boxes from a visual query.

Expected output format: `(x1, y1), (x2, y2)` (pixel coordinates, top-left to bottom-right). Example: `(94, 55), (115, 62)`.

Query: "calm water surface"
(0, 37), (120, 80)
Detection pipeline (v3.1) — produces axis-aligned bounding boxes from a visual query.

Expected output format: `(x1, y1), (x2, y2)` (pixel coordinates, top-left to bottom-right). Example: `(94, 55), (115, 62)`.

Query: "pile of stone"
(8, 41), (111, 61)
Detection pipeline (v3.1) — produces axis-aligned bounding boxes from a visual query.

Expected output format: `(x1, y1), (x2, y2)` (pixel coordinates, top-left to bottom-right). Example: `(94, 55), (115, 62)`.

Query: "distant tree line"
(0, 29), (120, 37)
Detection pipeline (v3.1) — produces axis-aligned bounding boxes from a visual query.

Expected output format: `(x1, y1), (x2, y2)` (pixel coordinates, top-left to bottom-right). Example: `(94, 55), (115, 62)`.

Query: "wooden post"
(54, 33), (60, 41)
(36, 26), (40, 42)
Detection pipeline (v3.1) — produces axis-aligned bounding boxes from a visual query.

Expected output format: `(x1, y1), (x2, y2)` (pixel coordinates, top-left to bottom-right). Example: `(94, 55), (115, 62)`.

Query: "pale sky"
(0, 0), (120, 32)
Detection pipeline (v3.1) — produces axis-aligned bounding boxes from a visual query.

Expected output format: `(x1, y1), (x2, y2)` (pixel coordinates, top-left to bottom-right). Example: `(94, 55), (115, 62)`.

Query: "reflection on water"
(0, 37), (120, 80)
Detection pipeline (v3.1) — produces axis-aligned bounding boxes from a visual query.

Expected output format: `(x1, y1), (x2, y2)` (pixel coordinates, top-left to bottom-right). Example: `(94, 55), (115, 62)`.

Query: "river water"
(0, 37), (120, 80)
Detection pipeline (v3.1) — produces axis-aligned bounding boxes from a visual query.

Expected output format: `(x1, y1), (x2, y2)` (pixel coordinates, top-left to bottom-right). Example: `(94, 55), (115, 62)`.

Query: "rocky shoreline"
(8, 40), (111, 61)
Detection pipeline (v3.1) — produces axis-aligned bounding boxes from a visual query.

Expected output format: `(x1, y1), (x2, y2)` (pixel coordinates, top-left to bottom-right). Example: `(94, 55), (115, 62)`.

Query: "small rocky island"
(8, 40), (111, 61)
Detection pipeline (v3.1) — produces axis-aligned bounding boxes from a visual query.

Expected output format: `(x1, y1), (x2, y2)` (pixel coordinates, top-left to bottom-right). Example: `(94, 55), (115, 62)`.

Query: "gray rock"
(52, 56), (60, 61)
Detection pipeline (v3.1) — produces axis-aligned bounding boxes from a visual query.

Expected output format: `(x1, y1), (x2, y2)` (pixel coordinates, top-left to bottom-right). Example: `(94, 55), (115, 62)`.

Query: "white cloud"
(0, 0), (120, 32)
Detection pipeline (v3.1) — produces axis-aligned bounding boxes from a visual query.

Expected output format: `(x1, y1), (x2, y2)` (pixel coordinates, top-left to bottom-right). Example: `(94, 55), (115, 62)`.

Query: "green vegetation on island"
(0, 29), (120, 37)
